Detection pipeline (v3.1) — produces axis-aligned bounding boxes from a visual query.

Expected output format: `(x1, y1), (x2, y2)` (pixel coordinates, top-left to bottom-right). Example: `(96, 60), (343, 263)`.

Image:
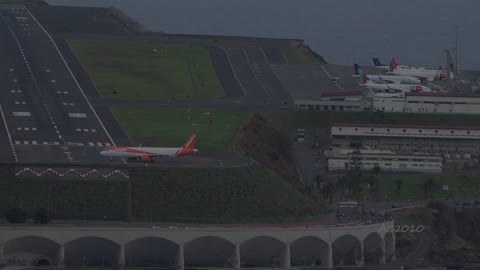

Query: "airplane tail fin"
(389, 58), (397, 72)
(372, 57), (383, 67)
(177, 133), (198, 156)
(362, 70), (369, 84)
(353, 64), (361, 75)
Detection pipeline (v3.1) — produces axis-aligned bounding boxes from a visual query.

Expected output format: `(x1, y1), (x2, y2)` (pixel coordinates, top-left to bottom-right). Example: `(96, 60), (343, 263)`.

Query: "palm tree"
(422, 178), (436, 199)
(322, 181), (336, 204)
(394, 179), (403, 197)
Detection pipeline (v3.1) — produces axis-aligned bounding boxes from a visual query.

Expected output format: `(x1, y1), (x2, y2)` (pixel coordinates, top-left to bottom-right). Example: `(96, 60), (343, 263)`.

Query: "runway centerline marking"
(25, 7), (117, 148)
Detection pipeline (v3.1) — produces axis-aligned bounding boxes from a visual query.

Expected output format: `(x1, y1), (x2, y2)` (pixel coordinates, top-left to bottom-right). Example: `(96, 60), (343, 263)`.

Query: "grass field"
(0, 168), (129, 220)
(371, 174), (480, 200)
(130, 167), (326, 223)
(0, 167), (328, 223)
(110, 107), (287, 151)
(68, 39), (223, 100)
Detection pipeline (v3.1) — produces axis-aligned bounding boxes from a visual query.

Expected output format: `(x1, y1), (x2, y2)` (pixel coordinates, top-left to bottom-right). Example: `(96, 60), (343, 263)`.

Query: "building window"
(354, 128), (358, 131)
(467, 131), (470, 134)
(451, 131), (454, 134)
(419, 130), (422, 133)
(387, 129), (390, 131)
(371, 129), (374, 131)
(338, 128), (342, 131)
(435, 130), (438, 133)
(403, 129), (406, 132)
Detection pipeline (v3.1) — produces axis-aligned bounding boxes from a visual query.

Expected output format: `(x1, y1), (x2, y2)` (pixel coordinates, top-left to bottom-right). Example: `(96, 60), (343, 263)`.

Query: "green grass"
(130, 167), (327, 223)
(373, 174), (480, 200)
(0, 167), (329, 223)
(0, 168), (129, 220)
(68, 39), (223, 100)
(278, 45), (323, 64)
(110, 107), (286, 151)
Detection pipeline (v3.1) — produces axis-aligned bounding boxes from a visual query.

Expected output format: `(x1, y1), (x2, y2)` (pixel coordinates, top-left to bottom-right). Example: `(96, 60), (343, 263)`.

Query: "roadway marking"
(67, 142), (84, 146)
(56, 91), (68, 94)
(0, 104), (18, 161)
(9, 68), (13, 71)
(15, 101), (27, 105)
(242, 48), (270, 98)
(10, 90), (21, 93)
(0, 11), (73, 161)
(62, 102), (75, 106)
(25, 7), (118, 150)
(12, 112), (31, 116)
(68, 113), (87, 118)
(51, 80), (56, 83)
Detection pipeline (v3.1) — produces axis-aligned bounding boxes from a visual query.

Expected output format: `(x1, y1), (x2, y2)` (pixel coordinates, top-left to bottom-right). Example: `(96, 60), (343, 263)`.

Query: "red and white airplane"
(100, 134), (198, 162)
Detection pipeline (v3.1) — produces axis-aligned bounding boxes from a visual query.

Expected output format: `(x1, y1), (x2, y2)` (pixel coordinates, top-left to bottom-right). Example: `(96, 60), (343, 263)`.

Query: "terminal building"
(327, 150), (442, 173)
(330, 123), (480, 156)
(372, 92), (480, 114)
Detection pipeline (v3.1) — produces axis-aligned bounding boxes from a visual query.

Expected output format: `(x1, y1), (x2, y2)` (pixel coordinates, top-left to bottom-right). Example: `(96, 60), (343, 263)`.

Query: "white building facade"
(295, 91), (367, 112)
(328, 153), (442, 173)
(330, 123), (480, 156)
(372, 93), (480, 114)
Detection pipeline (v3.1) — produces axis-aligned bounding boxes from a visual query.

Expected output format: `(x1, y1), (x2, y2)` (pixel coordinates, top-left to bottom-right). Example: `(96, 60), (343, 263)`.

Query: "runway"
(0, 6), (114, 164)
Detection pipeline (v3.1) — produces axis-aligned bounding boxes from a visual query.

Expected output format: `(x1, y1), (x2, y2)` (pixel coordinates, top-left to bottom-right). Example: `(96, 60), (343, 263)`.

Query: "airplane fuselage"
(367, 74), (422, 84)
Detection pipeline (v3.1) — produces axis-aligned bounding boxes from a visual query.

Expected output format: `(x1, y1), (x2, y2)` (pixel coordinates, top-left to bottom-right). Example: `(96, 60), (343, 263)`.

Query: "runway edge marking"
(0, 104), (18, 161)
(24, 7), (117, 147)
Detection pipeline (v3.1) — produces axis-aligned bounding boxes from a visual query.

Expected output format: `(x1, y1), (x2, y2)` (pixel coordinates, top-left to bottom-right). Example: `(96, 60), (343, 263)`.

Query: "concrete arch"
(384, 232), (395, 261)
(4, 236), (60, 265)
(240, 236), (286, 267)
(64, 236), (119, 267)
(125, 237), (179, 267)
(332, 234), (360, 266)
(184, 236), (234, 267)
(290, 236), (329, 267)
(364, 232), (383, 264)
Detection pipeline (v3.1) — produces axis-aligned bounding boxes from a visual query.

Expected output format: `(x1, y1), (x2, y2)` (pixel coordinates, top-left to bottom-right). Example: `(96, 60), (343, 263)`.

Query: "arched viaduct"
(0, 221), (395, 269)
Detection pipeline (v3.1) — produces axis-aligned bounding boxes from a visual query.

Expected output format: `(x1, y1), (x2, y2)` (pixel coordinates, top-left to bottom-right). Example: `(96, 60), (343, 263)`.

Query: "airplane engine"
(140, 155), (151, 162)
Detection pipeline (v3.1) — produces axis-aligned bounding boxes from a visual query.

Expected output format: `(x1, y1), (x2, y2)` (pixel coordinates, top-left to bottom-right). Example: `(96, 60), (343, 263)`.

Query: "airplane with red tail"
(100, 134), (198, 162)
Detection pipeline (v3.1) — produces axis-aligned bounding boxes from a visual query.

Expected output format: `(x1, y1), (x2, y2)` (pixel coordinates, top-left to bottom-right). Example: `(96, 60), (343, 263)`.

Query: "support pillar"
(326, 243), (333, 269)
(117, 244), (125, 270)
(176, 244), (184, 270)
(379, 237), (386, 264)
(57, 244), (65, 268)
(231, 243), (241, 269)
(281, 243), (291, 268)
(357, 241), (364, 266)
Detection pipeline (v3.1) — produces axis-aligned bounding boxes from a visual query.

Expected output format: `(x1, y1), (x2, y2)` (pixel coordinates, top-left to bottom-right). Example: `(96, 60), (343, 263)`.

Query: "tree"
(6, 208), (26, 223)
(34, 208), (50, 224)
(394, 179), (403, 197)
(422, 178), (436, 199)
(366, 176), (376, 194)
(322, 181), (336, 204)
(372, 165), (381, 177)
(347, 146), (363, 196)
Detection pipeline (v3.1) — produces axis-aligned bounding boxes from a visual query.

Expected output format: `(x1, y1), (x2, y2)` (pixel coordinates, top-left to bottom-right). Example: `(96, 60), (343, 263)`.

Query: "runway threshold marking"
(24, 7), (118, 149)
(0, 104), (19, 161)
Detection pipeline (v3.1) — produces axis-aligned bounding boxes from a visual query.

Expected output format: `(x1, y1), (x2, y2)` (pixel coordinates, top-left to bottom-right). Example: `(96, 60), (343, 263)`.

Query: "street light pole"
(455, 26), (459, 73)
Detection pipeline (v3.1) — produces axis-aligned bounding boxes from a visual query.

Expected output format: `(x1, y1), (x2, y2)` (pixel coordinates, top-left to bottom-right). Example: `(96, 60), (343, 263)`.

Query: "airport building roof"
(332, 123), (480, 130)
(272, 64), (384, 101)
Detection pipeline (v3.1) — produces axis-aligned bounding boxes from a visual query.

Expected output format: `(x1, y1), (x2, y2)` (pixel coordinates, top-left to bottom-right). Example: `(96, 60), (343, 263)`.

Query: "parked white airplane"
(354, 64), (422, 84)
(387, 58), (452, 82)
(372, 57), (414, 70)
(359, 72), (432, 93)
(100, 134), (198, 162)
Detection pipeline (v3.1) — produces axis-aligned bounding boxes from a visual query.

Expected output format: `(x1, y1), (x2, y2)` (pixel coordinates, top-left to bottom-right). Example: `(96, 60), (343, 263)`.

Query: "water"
(46, 0), (480, 70)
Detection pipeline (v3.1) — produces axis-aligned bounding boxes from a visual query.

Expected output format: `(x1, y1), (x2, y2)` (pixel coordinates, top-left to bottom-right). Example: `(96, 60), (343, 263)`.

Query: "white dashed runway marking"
(68, 113), (87, 118)
(12, 112), (31, 116)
